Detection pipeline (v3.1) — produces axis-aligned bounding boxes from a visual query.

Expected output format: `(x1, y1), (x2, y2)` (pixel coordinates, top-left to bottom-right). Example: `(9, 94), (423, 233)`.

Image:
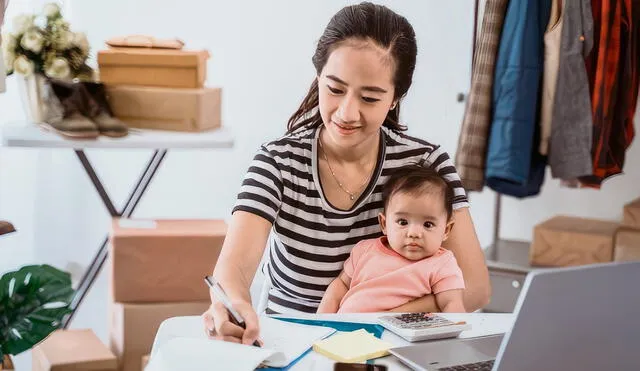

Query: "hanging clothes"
(454, 0), (510, 192)
(485, 0), (552, 198)
(580, 0), (640, 188)
(548, 0), (595, 180)
(539, 0), (564, 156)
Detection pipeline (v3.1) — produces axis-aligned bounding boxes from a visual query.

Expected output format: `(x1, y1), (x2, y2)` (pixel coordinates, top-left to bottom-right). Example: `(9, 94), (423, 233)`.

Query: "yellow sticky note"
(312, 329), (393, 363)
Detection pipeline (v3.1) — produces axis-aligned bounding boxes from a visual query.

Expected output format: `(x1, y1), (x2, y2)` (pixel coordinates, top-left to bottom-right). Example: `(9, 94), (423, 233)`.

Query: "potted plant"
(0, 264), (75, 370)
(1, 2), (94, 122)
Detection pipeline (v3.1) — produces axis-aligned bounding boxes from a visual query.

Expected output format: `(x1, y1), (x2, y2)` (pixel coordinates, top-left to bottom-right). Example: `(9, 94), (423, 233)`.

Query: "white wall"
(1, 0), (639, 367)
(2, 0), (640, 277)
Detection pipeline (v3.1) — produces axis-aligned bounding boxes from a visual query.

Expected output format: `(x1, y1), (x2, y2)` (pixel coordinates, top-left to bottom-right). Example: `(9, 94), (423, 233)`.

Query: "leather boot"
(81, 81), (129, 138)
(41, 78), (100, 139)
(0, 220), (16, 236)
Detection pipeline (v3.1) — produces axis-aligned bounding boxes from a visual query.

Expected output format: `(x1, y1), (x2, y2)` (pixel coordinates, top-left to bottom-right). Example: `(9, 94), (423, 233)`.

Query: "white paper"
(146, 337), (276, 371)
(147, 316), (336, 370)
(259, 316), (336, 367)
(118, 219), (157, 229)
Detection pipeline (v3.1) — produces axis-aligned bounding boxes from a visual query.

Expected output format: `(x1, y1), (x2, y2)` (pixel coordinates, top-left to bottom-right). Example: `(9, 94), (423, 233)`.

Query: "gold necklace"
(319, 138), (375, 201)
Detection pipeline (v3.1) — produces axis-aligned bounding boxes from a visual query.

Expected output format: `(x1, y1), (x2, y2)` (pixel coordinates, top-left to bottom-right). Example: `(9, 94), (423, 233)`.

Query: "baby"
(317, 165), (466, 313)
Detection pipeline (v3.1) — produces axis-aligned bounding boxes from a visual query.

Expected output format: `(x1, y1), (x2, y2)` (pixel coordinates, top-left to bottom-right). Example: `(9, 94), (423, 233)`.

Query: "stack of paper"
(146, 316), (336, 370)
(313, 329), (393, 363)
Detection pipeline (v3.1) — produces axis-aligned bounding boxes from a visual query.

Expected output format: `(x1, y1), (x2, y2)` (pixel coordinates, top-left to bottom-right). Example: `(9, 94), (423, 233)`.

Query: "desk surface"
(1, 123), (234, 149)
(150, 312), (514, 371)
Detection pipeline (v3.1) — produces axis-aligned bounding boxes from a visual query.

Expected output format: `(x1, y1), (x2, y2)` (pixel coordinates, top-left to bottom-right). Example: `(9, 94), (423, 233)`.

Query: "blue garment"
(485, 0), (551, 197)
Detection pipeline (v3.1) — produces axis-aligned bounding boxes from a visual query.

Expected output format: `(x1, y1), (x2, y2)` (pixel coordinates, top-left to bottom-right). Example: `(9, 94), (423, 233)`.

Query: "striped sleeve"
(423, 146), (469, 209)
(232, 146), (284, 224)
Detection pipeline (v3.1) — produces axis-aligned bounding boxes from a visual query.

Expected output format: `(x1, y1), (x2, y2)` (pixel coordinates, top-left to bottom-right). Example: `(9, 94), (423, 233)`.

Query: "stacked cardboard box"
(141, 355), (149, 371)
(109, 218), (227, 371)
(97, 44), (221, 132)
(530, 208), (640, 267)
(623, 198), (640, 228)
(32, 329), (117, 371)
(529, 216), (620, 266)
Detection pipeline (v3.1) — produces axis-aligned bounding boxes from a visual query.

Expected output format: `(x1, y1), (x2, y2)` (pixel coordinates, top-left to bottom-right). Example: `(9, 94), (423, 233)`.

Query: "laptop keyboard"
(438, 360), (495, 371)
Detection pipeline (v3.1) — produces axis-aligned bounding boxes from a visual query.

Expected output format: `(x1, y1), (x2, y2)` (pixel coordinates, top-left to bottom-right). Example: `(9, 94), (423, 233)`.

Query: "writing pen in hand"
(204, 275), (262, 347)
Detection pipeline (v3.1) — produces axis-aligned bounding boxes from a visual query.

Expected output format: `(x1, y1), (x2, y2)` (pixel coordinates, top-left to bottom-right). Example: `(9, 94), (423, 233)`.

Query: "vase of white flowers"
(1, 2), (94, 123)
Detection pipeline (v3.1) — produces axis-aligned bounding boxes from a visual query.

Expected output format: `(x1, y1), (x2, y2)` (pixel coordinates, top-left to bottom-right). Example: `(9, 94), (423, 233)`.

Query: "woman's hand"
(202, 210), (272, 344)
(202, 299), (261, 345)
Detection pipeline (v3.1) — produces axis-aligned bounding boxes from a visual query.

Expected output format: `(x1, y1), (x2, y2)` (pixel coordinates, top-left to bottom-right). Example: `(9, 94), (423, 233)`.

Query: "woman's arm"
(204, 210), (272, 345)
(213, 210), (272, 303)
(442, 208), (491, 311)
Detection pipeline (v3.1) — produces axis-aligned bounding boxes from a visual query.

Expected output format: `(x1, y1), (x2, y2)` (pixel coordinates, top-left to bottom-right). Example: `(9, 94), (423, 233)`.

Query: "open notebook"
(147, 316), (336, 370)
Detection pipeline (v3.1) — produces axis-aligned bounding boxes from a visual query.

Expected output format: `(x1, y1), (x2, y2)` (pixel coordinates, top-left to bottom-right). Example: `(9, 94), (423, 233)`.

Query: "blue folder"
(261, 317), (386, 370)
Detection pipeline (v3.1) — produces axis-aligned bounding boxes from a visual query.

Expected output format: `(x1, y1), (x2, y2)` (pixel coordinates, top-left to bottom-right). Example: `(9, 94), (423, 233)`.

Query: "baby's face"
(379, 190), (452, 261)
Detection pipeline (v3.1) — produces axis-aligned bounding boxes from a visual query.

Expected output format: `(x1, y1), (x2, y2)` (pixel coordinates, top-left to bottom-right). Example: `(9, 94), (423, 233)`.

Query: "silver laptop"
(390, 261), (640, 371)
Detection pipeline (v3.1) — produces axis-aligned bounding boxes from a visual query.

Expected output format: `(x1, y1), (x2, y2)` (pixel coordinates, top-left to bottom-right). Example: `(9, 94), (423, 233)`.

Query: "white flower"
(3, 51), (15, 73)
(73, 32), (89, 54)
(2, 33), (17, 53)
(45, 57), (71, 79)
(1, 34), (16, 72)
(13, 55), (35, 76)
(20, 29), (44, 53)
(57, 30), (75, 49)
(43, 3), (62, 19)
(12, 14), (34, 35)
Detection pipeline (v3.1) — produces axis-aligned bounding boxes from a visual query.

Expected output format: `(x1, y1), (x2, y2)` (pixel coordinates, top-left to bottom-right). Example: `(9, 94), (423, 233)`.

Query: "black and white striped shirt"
(232, 125), (469, 314)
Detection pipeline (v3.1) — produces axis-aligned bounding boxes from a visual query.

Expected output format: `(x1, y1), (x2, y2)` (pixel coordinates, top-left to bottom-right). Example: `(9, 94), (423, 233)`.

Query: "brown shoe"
(0, 220), (16, 236)
(41, 79), (100, 139)
(40, 111), (100, 139)
(81, 81), (129, 138)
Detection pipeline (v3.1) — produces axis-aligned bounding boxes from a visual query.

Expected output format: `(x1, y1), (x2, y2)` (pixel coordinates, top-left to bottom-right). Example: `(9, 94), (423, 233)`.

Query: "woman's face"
(318, 39), (396, 150)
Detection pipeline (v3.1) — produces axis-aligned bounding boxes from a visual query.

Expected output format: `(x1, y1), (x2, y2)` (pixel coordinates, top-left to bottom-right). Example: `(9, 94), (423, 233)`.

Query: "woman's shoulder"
(382, 126), (441, 152)
(260, 125), (318, 154)
(381, 127), (447, 163)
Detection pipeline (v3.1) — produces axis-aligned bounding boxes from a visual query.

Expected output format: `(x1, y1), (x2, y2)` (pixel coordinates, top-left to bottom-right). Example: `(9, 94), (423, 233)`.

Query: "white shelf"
(1, 123), (234, 150)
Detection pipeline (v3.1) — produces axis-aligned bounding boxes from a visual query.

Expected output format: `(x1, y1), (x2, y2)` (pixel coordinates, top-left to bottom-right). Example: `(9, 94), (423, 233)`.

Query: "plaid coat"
(580, 0), (640, 188)
(454, 0), (510, 191)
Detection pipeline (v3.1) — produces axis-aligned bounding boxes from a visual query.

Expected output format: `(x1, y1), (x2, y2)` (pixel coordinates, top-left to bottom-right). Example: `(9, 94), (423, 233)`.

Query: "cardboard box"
(530, 216), (620, 267)
(98, 48), (209, 88)
(613, 227), (640, 262)
(141, 355), (149, 371)
(623, 198), (640, 228)
(110, 219), (227, 303)
(110, 301), (210, 371)
(32, 329), (117, 371)
(106, 86), (221, 132)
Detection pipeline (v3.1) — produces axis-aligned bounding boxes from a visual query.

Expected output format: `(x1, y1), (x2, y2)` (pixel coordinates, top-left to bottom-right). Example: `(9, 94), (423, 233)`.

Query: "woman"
(203, 2), (490, 345)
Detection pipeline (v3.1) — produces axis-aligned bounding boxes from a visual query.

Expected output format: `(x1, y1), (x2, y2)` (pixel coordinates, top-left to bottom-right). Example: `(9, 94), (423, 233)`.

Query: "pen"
(204, 275), (261, 347)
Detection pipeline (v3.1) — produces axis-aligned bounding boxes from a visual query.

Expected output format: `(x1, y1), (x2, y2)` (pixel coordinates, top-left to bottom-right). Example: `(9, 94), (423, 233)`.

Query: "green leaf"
(0, 264), (75, 356)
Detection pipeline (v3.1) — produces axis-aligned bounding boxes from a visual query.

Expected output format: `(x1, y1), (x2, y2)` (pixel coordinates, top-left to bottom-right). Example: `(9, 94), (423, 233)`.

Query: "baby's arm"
(435, 289), (466, 313)
(389, 295), (439, 313)
(317, 271), (352, 313)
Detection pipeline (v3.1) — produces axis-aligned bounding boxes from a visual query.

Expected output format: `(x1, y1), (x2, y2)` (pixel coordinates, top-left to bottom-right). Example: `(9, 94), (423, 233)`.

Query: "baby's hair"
(382, 164), (454, 220)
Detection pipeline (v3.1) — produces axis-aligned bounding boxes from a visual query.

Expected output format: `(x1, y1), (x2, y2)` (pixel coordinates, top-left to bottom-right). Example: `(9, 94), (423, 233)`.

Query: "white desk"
(149, 313), (514, 371)
(0, 123), (234, 327)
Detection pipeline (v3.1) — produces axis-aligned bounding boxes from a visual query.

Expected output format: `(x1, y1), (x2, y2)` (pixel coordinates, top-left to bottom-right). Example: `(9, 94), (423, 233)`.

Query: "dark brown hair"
(287, 2), (417, 133)
(382, 164), (454, 220)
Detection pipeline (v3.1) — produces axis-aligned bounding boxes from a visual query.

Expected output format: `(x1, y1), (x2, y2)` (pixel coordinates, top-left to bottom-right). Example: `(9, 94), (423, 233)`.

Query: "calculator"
(377, 312), (472, 342)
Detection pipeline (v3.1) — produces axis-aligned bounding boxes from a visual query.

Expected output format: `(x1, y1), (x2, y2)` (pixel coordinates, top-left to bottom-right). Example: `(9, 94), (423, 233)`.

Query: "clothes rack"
(467, 0), (534, 313)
